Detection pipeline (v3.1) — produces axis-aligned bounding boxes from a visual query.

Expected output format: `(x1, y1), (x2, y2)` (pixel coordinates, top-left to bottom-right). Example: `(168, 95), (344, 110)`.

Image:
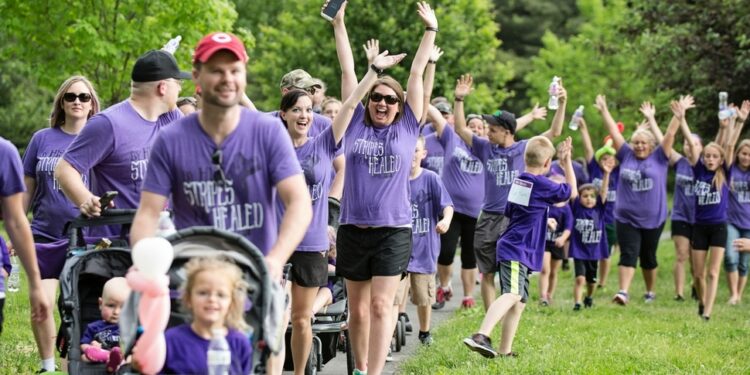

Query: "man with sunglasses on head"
(55, 49), (188, 235)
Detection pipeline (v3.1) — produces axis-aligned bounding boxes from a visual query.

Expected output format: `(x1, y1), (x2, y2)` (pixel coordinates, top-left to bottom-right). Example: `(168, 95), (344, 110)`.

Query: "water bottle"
(569, 105), (584, 131)
(547, 76), (561, 110)
(719, 107), (736, 120)
(719, 92), (728, 110)
(7, 256), (21, 293)
(207, 329), (231, 375)
(156, 211), (177, 238)
(161, 35), (182, 54)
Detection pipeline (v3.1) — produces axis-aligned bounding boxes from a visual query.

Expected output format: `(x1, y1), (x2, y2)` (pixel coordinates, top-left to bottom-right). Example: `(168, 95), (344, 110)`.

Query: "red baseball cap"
(193, 32), (248, 64)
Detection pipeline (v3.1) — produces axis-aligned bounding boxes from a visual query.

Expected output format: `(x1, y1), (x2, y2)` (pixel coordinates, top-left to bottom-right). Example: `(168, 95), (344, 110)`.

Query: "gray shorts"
(499, 260), (530, 303)
(473, 211), (510, 274)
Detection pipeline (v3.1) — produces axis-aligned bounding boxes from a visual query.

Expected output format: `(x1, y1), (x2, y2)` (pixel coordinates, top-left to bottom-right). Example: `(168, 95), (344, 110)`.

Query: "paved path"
(283, 260), (468, 374)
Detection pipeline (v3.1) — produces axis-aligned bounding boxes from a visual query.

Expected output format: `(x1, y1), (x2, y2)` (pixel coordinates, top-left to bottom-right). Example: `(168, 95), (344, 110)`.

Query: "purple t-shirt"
(551, 160), (589, 190)
(472, 137), (528, 214)
(692, 159), (729, 225)
(162, 324), (251, 375)
(0, 137), (26, 198)
(569, 198), (609, 261)
(420, 123), (436, 136)
(278, 126), (340, 251)
(339, 103), (420, 226)
(728, 164), (750, 229)
(63, 101), (182, 211)
(437, 128), (484, 217)
(672, 157), (696, 224)
(587, 159), (618, 225)
(545, 204), (573, 248)
(268, 110), (330, 138)
(23, 128), (87, 241)
(615, 143), (669, 229)
(421, 133), (444, 177)
(143, 110), (302, 255)
(81, 320), (120, 349)
(497, 173), (571, 271)
(408, 169), (453, 274)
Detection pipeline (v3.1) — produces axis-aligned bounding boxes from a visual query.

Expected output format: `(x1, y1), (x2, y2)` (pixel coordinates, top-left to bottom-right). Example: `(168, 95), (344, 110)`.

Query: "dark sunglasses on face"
(370, 92), (399, 105)
(63, 93), (92, 103)
(212, 150), (229, 187)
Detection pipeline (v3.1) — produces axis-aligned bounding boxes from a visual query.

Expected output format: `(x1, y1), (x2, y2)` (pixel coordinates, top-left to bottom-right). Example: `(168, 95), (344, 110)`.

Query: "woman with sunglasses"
(328, 2), (436, 374)
(277, 47), (404, 374)
(21, 75), (100, 372)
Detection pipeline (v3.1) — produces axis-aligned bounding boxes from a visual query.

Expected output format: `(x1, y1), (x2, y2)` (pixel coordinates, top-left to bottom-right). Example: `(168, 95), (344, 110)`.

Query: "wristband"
(425, 27), (438, 32)
(428, 60), (436, 64)
(370, 64), (384, 76)
(455, 97), (464, 102)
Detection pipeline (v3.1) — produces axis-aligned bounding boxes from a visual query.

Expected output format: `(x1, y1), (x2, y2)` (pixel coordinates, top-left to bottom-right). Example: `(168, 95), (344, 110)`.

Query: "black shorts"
(288, 251), (329, 287)
(474, 212), (510, 274)
(574, 259), (598, 284)
(616, 221), (664, 269)
(605, 223), (618, 249)
(545, 245), (565, 261)
(691, 223), (728, 250)
(438, 212), (477, 269)
(498, 260), (530, 303)
(671, 220), (692, 239)
(336, 225), (412, 281)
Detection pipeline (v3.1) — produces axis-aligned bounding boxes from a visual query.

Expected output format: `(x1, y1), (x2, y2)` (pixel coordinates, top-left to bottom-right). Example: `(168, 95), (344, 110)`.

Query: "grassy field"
(401, 239), (750, 374)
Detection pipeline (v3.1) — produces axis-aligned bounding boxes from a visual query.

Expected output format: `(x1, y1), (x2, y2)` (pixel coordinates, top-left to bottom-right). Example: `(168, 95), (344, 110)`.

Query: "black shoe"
(698, 304), (704, 316)
(583, 296), (593, 308)
(573, 303), (582, 311)
(674, 295), (685, 302)
(463, 333), (498, 358)
(691, 286), (698, 301)
(702, 315), (710, 322)
(562, 259), (570, 271)
(432, 287), (446, 310)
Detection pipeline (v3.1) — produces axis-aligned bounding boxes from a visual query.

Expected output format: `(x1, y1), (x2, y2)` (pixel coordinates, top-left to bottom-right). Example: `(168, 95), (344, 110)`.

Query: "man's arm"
(55, 159), (105, 217)
(453, 74), (474, 147)
(516, 103), (547, 132)
(541, 83), (567, 140)
(268, 174), (312, 280)
(129, 191), (169, 247)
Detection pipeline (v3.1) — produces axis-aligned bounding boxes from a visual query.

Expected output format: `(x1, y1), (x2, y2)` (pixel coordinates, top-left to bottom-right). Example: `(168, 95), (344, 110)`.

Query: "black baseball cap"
(131, 50), (191, 83)
(482, 110), (517, 134)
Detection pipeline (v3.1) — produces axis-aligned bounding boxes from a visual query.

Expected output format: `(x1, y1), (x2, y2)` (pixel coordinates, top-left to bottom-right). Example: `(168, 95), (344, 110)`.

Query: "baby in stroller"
(80, 277), (129, 373)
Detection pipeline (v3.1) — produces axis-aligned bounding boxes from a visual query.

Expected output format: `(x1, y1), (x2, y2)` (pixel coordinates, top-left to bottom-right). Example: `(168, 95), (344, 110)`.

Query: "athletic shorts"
(574, 259), (598, 284)
(474, 212), (510, 274)
(691, 223), (727, 250)
(394, 275), (410, 305)
(409, 272), (436, 306)
(438, 212), (478, 269)
(616, 221), (664, 269)
(498, 260), (530, 303)
(288, 251), (328, 288)
(605, 223), (618, 249)
(545, 245), (565, 261)
(336, 225), (412, 281)
(671, 220), (692, 239)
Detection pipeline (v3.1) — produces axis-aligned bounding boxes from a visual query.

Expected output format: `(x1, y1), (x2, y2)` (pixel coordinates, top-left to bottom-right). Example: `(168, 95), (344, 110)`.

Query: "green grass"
(401, 239), (750, 374)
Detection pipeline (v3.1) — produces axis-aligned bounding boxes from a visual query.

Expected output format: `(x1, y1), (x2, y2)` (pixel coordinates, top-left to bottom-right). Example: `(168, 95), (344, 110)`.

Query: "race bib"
(508, 178), (533, 206)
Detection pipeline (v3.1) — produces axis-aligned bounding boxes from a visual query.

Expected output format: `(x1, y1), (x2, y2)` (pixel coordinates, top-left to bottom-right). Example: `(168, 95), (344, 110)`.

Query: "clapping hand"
(594, 95), (608, 113)
(558, 137), (573, 163)
(639, 101), (656, 119)
(371, 50), (407, 71)
(454, 74), (473, 100)
(429, 45), (444, 62)
(417, 2), (438, 30)
(363, 39), (380, 65)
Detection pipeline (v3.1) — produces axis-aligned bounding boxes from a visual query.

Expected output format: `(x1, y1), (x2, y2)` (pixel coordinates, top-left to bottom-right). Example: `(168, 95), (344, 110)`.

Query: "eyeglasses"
(370, 92), (399, 105)
(212, 150), (229, 187)
(63, 93), (92, 103)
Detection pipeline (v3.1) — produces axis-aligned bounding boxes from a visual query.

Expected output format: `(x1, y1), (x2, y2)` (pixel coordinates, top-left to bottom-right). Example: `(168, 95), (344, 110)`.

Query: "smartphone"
(320, 0), (345, 21)
(99, 191), (118, 211)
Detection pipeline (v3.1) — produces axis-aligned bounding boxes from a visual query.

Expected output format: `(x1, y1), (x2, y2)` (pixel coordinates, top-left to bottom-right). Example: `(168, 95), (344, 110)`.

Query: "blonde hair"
(181, 256), (249, 332)
(735, 139), (750, 160)
(703, 142), (727, 190)
(321, 97), (341, 111)
(525, 136), (556, 168)
(49, 76), (100, 128)
(630, 129), (657, 149)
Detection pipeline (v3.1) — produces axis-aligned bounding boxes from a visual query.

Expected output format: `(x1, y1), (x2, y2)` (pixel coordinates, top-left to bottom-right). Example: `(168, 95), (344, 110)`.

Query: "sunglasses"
(63, 93), (92, 103)
(212, 150), (229, 187)
(370, 92), (399, 105)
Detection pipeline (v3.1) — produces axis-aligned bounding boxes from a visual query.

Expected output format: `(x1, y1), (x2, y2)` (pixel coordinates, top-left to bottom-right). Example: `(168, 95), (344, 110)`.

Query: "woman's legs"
(368, 275), (401, 375)
(725, 224), (742, 304)
(691, 250), (708, 309)
(548, 259), (561, 301)
(311, 287), (333, 314)
(32, 279), (58, 370)
(539, 252), (551, 303)
(290, 283), (320, 375)
(345, 279), (372, 372)
(703, 246), (725, 318)
(673, 234), (691, 299)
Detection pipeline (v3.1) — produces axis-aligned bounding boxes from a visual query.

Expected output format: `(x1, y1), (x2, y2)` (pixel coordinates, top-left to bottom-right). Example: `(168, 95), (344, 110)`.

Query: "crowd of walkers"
(0, 1), (748, 374)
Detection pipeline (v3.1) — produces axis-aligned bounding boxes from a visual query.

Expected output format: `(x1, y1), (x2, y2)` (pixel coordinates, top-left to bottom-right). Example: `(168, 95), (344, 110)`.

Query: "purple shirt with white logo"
(497, 173), (571, 271)
(23, 128), (88, 241)
(339, 103), (420, 226)
(438, 128), (484, 218)
(472, 137), (528, 215)
(162, 324), (251, 375)
(143, 110), (302, 255)
(615, 144), (669, 229)
(672, 157), (696, 224)
(692, 159), (729, 225)
(81, 320), (120, 349)
(408, 169), (453, 274)
(421, 132), (444, 177)
(587, 159), (618, 225)
(546, 204), (573, 248)
(569, 198), (609, 261)
(728, 164), (750, 229)
(278, 126), (340, 251)
(0, 137), (26, 198)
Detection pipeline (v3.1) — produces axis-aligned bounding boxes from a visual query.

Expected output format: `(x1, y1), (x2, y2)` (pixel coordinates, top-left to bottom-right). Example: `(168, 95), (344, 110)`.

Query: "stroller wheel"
(398, 316), (407, 346)
(394, 320), (403, 352)
(305, 336), (320, 375)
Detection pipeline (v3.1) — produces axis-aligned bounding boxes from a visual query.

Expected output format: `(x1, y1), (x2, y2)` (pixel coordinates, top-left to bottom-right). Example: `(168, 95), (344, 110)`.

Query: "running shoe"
(443, 286), (454, 301)
(691, 286), (698, 301)
(573, 303), (581, 311)
(583, 296), (593, 308)
(674, 295), (685, 302)
(463, 333), (498, 358)
(462, 296), (476, 308)
(385, 347), (394, 362)
(353, 368), (368, 375)
(698, 304), (704, 316)
(432, 287), (446, 310)
(644, 292), (656, 304)
(540, 298), (550, 307)
(419, 333), (434, 346)
(613, 291), (629, 305)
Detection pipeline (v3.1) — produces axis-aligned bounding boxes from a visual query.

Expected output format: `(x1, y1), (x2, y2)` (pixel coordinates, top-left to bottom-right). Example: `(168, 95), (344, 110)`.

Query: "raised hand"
(558, 137), (573, 163)
(556, 81), (567, 104)
(429, 45), (444, 62)
(454, 74), (473, 100)
(372, 50), (407, 71)
(594, 95), (608, 113)
(670, 100), (685, 119)
(363, 39), (380, 65)
(639, 101), (656, 119)
(679, 95), (695, 112)
(530, 103), (548, 120)
(416, 2), (438, 29)
(738, 100), (750, 122)
(601, 156), (615, 174)
(324, 0), (347, 25)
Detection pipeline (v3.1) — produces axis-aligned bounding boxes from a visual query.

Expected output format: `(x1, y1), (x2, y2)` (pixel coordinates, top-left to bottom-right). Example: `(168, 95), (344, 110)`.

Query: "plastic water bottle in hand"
(162, 35), (182, 54)
(719, 92), (728, 110)
(156, 211), (177, 238)
(569, 105), (584, 131)
(207, 329), (231, 375)
(547, 76), (561, 110)
(7, 256), (21, 293)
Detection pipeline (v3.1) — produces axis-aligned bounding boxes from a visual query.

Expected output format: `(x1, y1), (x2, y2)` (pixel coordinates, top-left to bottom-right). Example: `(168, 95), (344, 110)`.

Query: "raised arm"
(639, 101), (664, 143)
(726, 100), (749, 165)
(558, 137), (578, 200)
(516, 103), (547, 132)
(599, 161), (612, 204)
(329, 1), (357, 100)
(426, 105), (448, 137)
(541, 82), (567, 140)
(662, 96), (694, 159)
(453, 74), (474, 147)
(405, 1), (438, 120)
(420, 46), (443, 125)
(579, 117), (595, 163)
(594, 95), (625, 150)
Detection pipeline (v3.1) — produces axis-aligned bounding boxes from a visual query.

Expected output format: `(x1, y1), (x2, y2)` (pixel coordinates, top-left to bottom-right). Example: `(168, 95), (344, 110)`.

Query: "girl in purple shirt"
(23, 76), (100, 373)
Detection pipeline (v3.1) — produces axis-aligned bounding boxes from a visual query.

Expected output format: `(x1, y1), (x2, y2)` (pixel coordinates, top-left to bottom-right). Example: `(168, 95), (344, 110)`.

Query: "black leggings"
(437, 212), (477, 269)
(616, 221), (665, 269)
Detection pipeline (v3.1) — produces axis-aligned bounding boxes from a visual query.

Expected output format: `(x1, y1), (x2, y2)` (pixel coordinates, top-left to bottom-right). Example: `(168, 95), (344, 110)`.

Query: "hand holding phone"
(99, 191), (118, 212)
(321, 0), (346, 21)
